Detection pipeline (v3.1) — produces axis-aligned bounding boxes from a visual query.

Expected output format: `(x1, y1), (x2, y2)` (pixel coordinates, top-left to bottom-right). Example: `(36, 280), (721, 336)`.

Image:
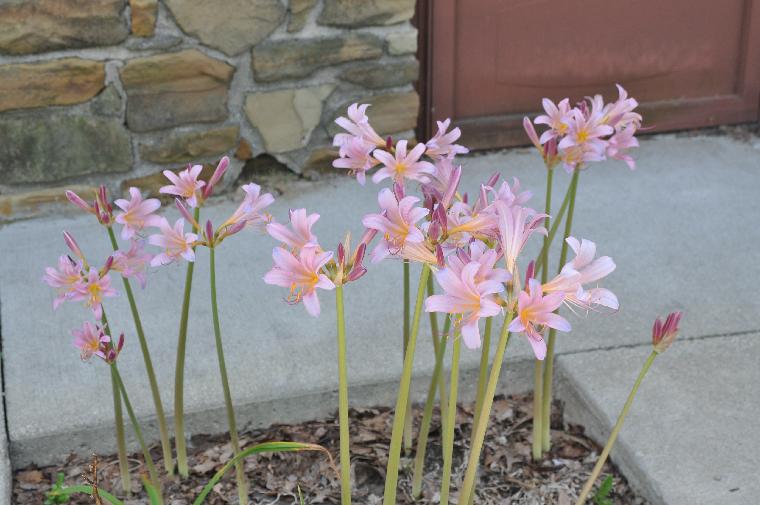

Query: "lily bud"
(428, 221), (440, 242)
(223, 220), (246, 238)
(386, 135), (393, 150)
(63, 231), (84, 260)
(435, 244), (445, 268)
(523, 116), (541, 149)
(393, 181), (405, 201)
(337, 242), (345, 266)
(203, 156), (229, 198)
(545, 137), (558, 159)
(652, 311), (682, 353)
(117, 333), (125, 352)
(485, 172), (500, 189)
(102, 255), (114, 275)
(205, 220), (215, 246)
(65, 190), (94, 213)
(524, 260), (535, 285)
(441, 165), (461, 208)
(352, 242), (366, 268)
(456, 247), (470, 265)
(346, 266), (367, 282)
(175, 198), (197, 228)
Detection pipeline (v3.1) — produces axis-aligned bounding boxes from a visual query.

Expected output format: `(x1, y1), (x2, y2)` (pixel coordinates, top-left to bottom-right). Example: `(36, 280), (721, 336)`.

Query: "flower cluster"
(523, 84), (641, 171)
(72, 321), (124, 363)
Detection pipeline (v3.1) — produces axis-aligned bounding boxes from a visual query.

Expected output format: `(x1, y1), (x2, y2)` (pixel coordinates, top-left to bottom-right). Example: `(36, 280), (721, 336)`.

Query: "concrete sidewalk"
(0, 133), (758, 504)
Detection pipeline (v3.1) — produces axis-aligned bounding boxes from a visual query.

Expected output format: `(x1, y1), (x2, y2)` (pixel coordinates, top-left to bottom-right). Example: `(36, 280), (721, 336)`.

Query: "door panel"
(429, 0), (760, 149)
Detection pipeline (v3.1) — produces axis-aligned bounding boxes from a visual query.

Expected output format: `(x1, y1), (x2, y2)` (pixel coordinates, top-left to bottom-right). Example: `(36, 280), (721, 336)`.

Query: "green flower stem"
(106, 226), (173, 474)
(542, 169), (580, 453)
(465, 317), (492, 505)
(382, 264), (430, 505)
(439, 315), (451, 441)
(174, 207), (200, 478)
(110, 366), (131, 494)
(574, 351), (658, 505)
(439, 334), (461, 505)
(209, 247), (247, 505)
(335, 285), (352, 505)
(111, 365), (162, 495)
(458, 311), (514, 503)
(534, 172), (572, 279)
(411, 276), (450, 498)
(533, 167), (554, 461)
(402, 260), (413, 453)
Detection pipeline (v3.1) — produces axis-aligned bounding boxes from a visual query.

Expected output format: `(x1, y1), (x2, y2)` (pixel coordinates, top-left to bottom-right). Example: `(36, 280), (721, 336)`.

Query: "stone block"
(0, 185), (97, 221)
(139, 126), (239, 164)
(245, 85), (335, 154)
(120, 49), (234, 132)
(0, 58), (105, 112)
(287, 0), (317, 32)
(318, 0), (414, 27)
(330, 90), (419, 137)
(340, 58), (419, 89)
(130, 0), (157, 37)
(0, 0), (128, 55)
(252, 34), (383, 82)
(0, 114), (132, 184)
(386, 30), (418, 56)
(165, 0), (285, 56)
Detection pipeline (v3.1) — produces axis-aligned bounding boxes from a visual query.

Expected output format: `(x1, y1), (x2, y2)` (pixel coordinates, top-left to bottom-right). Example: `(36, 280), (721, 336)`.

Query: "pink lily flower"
(72, 321), (111, 361)
(332, 136), (379, 185)
(160, 165), (206, 208)
(425, 119), (469, 159)
(606, 126), (639, 170)
(222, 183), (275, 233)
(447, 241), (511, 285)
(112, 240), (152, 288)
(425, 262), (505, 349)
(43, 255), (84, 309)
(148, 218), (199, 266)
(114, 187), (163, 240)
(544, 237), (618, 310)
(495, 201), (547, 275)
(69, 268), (118, 319)
(445, 201), (499, 247)
(333, 103), (386, 147)
(372, 140), (436, 185)
(263, 246), (335, 317)
(603, 84), (642, 131)
(488, 178), (533, 210)
(362, 188), (429, 263)
(534, 98), (572, 144)
(652, 311), (683, 353)
(267, 208), (321, 252)
(509, 279), (571, 360)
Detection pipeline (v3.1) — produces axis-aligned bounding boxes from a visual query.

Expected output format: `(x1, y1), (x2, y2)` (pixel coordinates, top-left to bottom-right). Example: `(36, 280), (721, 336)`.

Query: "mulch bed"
(14, 394), (648, 504)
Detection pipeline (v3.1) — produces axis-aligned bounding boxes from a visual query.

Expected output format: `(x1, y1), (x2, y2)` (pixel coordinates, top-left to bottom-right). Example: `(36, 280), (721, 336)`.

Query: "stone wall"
(0, 0), (419, 221)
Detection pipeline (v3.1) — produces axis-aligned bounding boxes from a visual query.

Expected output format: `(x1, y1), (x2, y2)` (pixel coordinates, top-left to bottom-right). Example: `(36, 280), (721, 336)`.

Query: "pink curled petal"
(542, 313), (571, 332)
(527, 333), (547, 360)
(302, 291), (321, 317)
(461, 320), (481, 349)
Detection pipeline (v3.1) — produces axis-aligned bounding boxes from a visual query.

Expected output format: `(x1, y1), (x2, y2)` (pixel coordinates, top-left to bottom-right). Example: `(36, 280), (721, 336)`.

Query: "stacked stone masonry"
(0, 0), (419, 221)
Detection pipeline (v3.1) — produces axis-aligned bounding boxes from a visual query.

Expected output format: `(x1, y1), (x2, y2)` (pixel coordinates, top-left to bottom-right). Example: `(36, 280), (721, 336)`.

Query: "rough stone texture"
(340, 58), (419, 88)
(386, 30), (418, 56)
(0, 185), (97, 221)
(89, 85), (123, 117)
(252, 34), (383, 82)
(245, 85), (335, 154)
(330, 90), (419, 137)
(2, 135), (760, 467)
(0, 0), (128, 55)
(302, 146), (339, 175)
(558, 335), (760, 505)
(121, 164), (214, 196)
(0, 58), (105, 112)
(0, 114), (132, 184)
(235, 138), (254, 161)
(125, 34), (182, 51)
(130, 0), (157, 37)
(120, 49), (234, 132)
(139, 125), (239, 164)
(165, 0), (285, 56)
(287, 0), (317, 32)
(318, 0), (414, 27)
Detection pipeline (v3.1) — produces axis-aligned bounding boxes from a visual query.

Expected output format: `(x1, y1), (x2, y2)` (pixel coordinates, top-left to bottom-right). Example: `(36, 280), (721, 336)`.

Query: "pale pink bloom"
(606, 126), (639, 169)
(43, 256), (84, 309)
(332, 136), (379, 185)
(652, 311), (682, 353)
(509, 279), (571, 360)
(362, 188), (428, 262)
(488, 178), (533, 210)
(69, 268), (118, 319)
(112, 240), (152, 288)
(372, 140), (436, 185)
(426, 262), (505, 348)
(114, 187), (163, 240)
(398, 241), (439, 265)
(534, 98), (572, 144)
(160, 165), (206, 208)
(222, 183), (275, 232)
(148, 218), (198, 266)
(72, 321), (110, 361)
(495, 201), (547, 275)
(603, 84), (642, 131)
(263, 246), (335, 317)
(447, 241), (511, 285)
(559, 143), (606, 172)
(425, 119), (469, 159)
(544, 237), (617, 310)
(445, 201), (499, 247)
(558, 108), (613, 153)
(333, 103), (385, 147)
(424, 157), (461, 198)
(267, 208), (320, 251)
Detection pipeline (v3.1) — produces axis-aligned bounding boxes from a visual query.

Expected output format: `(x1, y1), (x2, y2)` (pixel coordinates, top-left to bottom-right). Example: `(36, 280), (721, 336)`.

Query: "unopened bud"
(346, 266), (367, 282)
(441, 166), (461, 208)
(63, 231), (84, 260)
(205, 220), (215, 246)
(386, 136), (393, 150)
(102, 255), (114, 274)
(652, 311), (682, 353)
(393, 181), (405, 201)
(485, 172), (500, 188)
(337, 242), (345, 266)
(436, 244), (445, 268)
(65, 190), (94, 213)
(428, 221), (440, 242)
(352, 242), (366, 268)
(175, 198), (196, 226)
(203, 156), (230, 198)
(524, 260), (536, 285)
(117, 333), (125, 352)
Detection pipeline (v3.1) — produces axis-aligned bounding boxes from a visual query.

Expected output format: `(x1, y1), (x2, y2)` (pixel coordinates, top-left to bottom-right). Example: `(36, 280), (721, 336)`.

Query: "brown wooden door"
(425, 0), (760, 149)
